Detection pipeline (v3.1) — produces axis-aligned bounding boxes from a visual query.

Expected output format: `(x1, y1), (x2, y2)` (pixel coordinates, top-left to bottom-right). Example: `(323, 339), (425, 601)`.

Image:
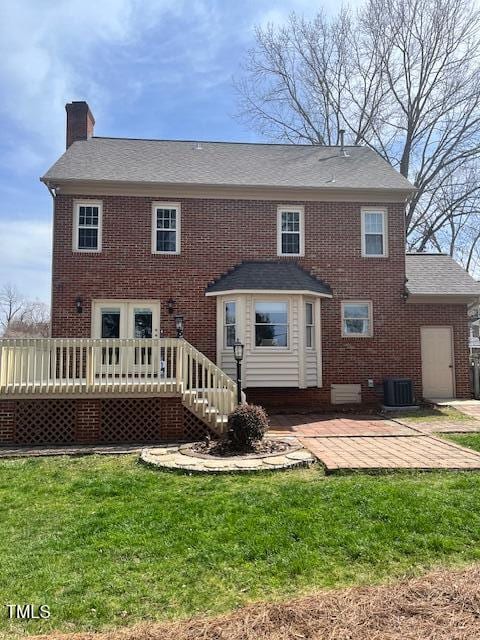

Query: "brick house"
(1, 100), (479, 445)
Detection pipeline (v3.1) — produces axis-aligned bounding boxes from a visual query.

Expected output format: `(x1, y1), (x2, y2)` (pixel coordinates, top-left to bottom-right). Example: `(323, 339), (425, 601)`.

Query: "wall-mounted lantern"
(75, 296), (83, 314)
(166, 298), (176, 315)
(175, 315), (184, 338)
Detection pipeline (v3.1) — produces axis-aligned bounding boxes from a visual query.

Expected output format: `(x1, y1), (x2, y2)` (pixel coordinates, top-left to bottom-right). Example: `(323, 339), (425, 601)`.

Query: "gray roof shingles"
(206, 262), (332, 296)
(406, 254), (480, 296)
(42, 137), (414, 192)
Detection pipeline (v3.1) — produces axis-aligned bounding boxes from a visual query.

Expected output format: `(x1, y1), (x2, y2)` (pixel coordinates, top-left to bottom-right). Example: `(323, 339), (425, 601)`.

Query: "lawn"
(444, 433), (480, 452)
(2, 457), (480, 637)
(389, 406), (474, 423)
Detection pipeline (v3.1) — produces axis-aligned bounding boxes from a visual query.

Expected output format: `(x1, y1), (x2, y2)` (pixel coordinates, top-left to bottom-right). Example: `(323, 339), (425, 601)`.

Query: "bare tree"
(236, 0), (480, 269)
(0, 284), (50, 337)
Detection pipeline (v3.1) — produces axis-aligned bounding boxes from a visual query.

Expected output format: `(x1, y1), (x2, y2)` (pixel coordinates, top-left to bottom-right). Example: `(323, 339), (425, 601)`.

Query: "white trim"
(252, 298), (290, 351)
(277, 205), (305, 257)
(341, 300), (373, 338)
(91, 299), (161, 339)
(206, 288), (332, 298)
(72, 200), (103, 253)
(223, 299), (237, 349)
(361, 207), (388, 258)
(305, 300), (315, 349)
(315, 298), (323, 387)
(151, 202), (181, 254)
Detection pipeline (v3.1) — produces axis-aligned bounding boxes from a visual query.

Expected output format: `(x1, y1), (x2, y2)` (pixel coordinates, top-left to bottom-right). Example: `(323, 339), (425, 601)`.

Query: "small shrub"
(225, 403), (269, 451)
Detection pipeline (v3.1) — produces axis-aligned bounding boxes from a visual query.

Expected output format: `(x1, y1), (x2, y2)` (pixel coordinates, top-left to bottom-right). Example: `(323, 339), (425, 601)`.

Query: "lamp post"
(174, 315), (184, 338)
(233, 339), (244, 405)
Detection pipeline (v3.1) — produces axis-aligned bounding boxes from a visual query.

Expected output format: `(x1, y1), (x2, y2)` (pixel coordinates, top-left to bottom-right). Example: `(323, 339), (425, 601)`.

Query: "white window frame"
(73, 200), (102, 252)
(223, 300), (237, 349)
(277, 206), (304, 257)
(341, 300), (373, 338)
(253, 299), (290, 349)
(361, 207), (388, 258)
(305, 300), (315, 349)
(151, 202), (181, 255)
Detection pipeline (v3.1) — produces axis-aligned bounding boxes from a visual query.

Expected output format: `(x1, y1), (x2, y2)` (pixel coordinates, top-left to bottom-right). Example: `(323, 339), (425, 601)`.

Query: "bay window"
(255, 301), (288, 347)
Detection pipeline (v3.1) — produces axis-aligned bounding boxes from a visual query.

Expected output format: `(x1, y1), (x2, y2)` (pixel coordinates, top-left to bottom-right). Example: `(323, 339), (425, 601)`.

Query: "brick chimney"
(65, 101), (95, 149)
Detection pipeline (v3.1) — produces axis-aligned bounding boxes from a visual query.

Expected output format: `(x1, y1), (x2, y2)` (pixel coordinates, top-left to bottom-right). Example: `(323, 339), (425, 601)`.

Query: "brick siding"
(50, 194), (472, 411)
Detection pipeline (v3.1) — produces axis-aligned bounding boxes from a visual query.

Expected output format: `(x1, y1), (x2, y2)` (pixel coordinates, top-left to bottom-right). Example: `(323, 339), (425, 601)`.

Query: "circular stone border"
(178, 439), (302, 460)
(140, 444), (316, 474)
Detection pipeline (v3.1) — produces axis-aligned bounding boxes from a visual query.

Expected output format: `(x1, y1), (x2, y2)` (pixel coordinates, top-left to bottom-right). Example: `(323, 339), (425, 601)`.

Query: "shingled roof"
(205, 262), (332, 297)
(42, 137), (414, 192)
(406, 254), (480, 297)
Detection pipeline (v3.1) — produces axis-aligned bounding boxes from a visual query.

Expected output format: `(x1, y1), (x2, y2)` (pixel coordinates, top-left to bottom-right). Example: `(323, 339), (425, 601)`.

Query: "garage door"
(421, 326), (454, 399)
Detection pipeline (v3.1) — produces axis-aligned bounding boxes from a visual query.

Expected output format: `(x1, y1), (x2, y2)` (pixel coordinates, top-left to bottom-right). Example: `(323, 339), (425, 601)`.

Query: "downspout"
(42, 180), (57, 338)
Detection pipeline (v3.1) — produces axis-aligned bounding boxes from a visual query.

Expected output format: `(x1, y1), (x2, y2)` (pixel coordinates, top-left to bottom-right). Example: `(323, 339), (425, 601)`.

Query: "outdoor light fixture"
(166, 298), (176, 315)
(175, 315), (184, 338)
(75, 296), (83, 314)
(233, 339), (245, 404)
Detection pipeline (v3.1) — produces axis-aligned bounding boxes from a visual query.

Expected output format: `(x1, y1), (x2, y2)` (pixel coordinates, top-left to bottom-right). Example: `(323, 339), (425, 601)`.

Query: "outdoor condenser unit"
(383, 378), (414, 407)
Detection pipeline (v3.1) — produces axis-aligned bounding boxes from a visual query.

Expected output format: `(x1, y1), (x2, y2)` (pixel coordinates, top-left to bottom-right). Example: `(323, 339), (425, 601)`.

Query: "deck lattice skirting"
(0, 338), (235, 445)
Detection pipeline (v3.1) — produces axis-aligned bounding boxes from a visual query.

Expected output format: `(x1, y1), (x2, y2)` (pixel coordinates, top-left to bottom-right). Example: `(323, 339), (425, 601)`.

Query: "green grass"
(2, 457), (480, 637)
(390, 406), (473, 423)
(443, 433), (480, 452)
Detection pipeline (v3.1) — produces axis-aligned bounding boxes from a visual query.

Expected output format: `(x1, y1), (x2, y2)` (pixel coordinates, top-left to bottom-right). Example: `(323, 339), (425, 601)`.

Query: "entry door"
(421, 326), (454, 398)
(93, 301), (160, 374)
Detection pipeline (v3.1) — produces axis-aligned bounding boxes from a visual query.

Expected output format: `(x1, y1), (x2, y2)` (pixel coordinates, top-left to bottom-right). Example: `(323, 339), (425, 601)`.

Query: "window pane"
(281, 233), (300, 254)
(157, 209), (176, 230)
(365, 234), (383, 255)
(282, 211), (299, 232)
(225, 302), (236, 325)
(78, 228), (98, 249)
(364, 212), (383, 233)
(156, 230), (177, 252)
(101, 310), (120, 338)
(255, 324), (288, 347)
(344, 303), (369, 319)
(306, 325), (313, 348)
(344, 319), (369, 335)
(255, 302), (288, 324)
(306, 302), (313, 325)
(134, 310), (153, 338)
(225, 325), (236, 347)
(79, 205), (98, 226)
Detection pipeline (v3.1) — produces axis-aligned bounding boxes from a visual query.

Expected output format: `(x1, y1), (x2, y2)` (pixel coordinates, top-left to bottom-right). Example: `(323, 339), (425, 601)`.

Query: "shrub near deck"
(2, 456), (480, 636)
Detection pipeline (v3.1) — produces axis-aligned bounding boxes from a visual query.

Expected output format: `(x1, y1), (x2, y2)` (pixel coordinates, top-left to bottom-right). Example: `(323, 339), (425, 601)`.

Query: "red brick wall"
(51, 194), (471, 410)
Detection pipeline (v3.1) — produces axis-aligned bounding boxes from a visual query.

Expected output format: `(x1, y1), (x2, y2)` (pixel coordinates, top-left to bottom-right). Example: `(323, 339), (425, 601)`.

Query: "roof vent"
(338, 129), (349, 157)
(194, 142), (203, 150)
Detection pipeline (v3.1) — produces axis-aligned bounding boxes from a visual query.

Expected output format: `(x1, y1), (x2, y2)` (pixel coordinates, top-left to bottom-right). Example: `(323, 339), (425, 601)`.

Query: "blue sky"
(0, 0), (349, 304)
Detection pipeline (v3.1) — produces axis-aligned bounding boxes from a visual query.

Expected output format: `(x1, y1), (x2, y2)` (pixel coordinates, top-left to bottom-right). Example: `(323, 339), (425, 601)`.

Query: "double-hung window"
(152, 202), (180, 254)
(305, 301), (315, 348)
(74, 201), (102, 252)
(255, 301), (288, 347)
(277, 206), (304, 256)
(361, 208), (387, 257)
(224, 301), (236, 348)
(341, 301), (373, 337)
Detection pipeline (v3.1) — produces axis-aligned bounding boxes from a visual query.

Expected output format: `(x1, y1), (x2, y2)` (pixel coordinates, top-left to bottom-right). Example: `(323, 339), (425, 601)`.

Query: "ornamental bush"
(225, 403), (269, 451)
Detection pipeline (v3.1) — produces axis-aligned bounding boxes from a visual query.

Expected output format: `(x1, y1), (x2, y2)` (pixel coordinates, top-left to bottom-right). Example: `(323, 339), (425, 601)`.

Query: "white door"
(92, 301), (160, 375)
(421, 326), (454, 398)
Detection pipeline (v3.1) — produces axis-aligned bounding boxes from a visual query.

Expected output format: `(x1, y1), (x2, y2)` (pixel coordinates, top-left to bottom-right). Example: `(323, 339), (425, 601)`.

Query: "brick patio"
(269, 413), (480, 473)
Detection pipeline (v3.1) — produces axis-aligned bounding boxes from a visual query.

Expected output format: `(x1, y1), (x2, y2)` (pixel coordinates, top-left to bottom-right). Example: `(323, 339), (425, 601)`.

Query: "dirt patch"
(32, 564), (480, 640)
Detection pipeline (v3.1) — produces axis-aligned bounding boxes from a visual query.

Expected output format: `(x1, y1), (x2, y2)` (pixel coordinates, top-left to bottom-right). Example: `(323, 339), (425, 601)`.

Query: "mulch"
(31, 564), (480, 640)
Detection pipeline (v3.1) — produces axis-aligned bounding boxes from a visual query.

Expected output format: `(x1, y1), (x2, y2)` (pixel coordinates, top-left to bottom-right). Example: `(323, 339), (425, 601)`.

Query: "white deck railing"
(0, 338), (237, 431)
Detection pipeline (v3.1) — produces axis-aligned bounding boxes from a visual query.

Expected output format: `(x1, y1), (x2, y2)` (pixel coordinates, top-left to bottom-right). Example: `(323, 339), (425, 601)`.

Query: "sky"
(0, 0), (352, 305)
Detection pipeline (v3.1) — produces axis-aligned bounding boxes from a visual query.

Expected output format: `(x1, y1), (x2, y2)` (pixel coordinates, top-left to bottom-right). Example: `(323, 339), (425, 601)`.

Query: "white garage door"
(421, 326), (454, 399)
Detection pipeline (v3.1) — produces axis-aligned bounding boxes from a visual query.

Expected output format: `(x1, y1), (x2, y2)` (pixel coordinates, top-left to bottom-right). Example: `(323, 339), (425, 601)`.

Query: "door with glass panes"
(92, 301), (160, 375)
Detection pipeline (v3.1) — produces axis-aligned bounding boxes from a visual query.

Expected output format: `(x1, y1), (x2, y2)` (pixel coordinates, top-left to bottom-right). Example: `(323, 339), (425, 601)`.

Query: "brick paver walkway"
(269, 413), (417, 436)
(302, 435), (480, 472)
(270, 413), (480, 472)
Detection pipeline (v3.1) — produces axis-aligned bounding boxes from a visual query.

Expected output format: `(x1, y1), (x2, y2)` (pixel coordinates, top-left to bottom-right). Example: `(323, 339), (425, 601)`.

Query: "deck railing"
(0, 338), (238, 430)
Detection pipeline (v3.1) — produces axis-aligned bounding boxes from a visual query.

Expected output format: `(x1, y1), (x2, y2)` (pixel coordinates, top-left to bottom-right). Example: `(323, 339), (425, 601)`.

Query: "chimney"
(65, 101), (95, 149)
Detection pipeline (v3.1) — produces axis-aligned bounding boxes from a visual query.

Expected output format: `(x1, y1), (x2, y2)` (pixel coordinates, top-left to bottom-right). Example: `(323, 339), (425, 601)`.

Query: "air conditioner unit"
(383, 378), (414, 407)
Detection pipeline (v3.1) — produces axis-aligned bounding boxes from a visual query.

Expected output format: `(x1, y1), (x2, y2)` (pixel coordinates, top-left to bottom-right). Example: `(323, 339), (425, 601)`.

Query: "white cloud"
(0, 220), (51, 303)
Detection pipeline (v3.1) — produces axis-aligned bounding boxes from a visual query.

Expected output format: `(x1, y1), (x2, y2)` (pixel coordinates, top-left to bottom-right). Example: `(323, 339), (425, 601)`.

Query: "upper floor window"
(341, 301), (373, 337)
(255, 301), (289, 347)
(224, 301), (236, 348)
(361, 208), (387, 257)
(152, 202), (181, 254)
(277, 206), (304, 256)
(74, 201), (102, 252)
(305, 301), (315, 348)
